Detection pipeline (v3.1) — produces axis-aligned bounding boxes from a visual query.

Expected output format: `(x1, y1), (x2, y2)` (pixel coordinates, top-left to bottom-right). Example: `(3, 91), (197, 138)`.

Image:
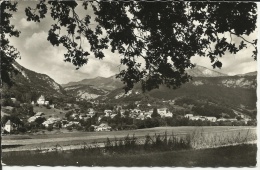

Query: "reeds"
(5, 128), (256, 158)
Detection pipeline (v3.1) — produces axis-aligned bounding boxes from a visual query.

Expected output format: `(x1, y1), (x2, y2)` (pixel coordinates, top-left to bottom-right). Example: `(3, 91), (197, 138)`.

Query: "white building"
(206, 117), (217, 122)
(10, 98), (17, 103)
(35, 112), (45, 117)
(37, 95), (45, 105)
(104, 110), (112, 117)
(4, 120), (13, 133)
(184, 114), (194, 118)
(95, 123), (111, 132)
(158, 108), (172, 117)
(28, 116), (38, 123)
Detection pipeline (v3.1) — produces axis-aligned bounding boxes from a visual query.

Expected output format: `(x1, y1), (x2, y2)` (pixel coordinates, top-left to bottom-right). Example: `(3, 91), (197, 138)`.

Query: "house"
(35, 112), (45, 117)
(44, 101), (49, 105)
(31, 101), (35, 105)
(2, 106), (14, 112)
(42, 117), (61, 127)
(145, 114), (152, 119)
(242, 118), (252, 125)
(184, 114), (194, 118)
(98, 115), (104, 122)
(42, 120), (54, 127)
(104, 110), (112, 117)
(136, 114), (145, 120)
(158, 108), (172, 117)
(37, 95), (45, 105)
(50, 104), (55, 108)
(110, 114), (117, 119)
(162, 112), (173, 118)
(189, 116), (201, 121)
(28, 116), (38, 123)
(4, 120), (13, 133)
(217, 118), (237, 122)
(10, 98), (17, 103)
(206, 117), (217, 122)
(95, 123), (111, 132)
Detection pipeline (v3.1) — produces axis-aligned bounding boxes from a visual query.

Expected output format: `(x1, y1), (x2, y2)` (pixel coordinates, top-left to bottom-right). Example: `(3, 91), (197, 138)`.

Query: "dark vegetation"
(2, 1), (257, 92)
(2, 141), (256, 167)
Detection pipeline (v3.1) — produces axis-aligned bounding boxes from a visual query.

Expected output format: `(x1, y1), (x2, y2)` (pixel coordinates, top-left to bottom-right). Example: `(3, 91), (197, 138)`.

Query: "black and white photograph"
(1, 0), (258, 168)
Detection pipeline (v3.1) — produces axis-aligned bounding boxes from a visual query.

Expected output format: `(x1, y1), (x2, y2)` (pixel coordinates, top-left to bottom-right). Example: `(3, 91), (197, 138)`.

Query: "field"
(2, 126), (257, 152)
(2, 144), (257, 166)
(33, 105), (65, 119)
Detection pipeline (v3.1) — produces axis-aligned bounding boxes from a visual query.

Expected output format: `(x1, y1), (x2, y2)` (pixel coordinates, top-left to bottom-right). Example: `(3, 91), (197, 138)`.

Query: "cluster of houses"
(184, 114), (252, 124)
(103, 107), (173, 121)
(1, 94), (254, 134)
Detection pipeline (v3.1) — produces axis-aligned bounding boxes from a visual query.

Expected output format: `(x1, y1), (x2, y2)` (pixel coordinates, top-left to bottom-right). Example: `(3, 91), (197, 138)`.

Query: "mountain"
(63, 65), (256, 110)
(64, 84), (109, 100)
(2, 62), (66, 102)
(62, 75), (123, 91)
(236, 71), (257, 77)
(102, 75), (257, 110)
(186, 65), (228, 77)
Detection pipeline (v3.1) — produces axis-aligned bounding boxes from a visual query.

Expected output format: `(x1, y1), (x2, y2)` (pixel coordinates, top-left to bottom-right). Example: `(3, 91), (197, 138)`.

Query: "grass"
(33, 105), (65, 119)
(2, 144), (257, 167)
(2, 126), (256, 152)
(2, 127), (257, 167)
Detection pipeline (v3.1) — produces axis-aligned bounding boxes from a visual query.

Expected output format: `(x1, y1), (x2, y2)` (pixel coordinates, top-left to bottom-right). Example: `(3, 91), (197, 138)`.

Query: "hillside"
(62, 75), (123, 90)
(64, 84), (110, 100)
(2, 62), (66, 103)
(236, 71), (257, 76)
(104, 76), (257, 110)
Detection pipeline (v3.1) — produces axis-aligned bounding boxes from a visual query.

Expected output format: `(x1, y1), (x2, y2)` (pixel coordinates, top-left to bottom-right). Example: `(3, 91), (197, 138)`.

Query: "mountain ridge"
(62, 65), (229, 88)
(2, 62), (66, 102)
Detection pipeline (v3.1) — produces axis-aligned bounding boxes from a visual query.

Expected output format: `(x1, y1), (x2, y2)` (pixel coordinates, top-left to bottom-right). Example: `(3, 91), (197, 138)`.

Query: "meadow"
(2, 144), (256, 166)
(2, 126), (257, 166)
(2, 126), (256, 152)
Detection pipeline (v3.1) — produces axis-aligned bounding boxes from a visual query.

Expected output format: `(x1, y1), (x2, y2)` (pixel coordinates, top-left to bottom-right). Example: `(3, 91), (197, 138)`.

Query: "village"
(2, 94), (255, 135)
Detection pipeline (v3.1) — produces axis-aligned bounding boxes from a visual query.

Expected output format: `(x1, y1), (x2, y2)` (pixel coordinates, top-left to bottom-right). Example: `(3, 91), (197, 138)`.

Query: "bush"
(66, 126), (73, 131)
(47, 125), (53, 131)
(76, 125), (83, 131)
(17, 127), (27, 133)
(89, 126), (94, 132)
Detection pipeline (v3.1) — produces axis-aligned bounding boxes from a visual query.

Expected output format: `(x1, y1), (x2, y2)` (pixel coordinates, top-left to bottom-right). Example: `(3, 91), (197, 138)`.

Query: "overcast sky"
(9, 1), (259, 84)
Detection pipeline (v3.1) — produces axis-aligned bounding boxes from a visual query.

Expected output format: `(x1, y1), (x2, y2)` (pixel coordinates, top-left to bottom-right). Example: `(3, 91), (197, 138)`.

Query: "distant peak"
(186, 65), (227, 77)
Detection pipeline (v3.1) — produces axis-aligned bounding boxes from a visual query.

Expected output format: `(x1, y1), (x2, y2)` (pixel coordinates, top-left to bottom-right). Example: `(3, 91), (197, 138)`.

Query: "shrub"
(47, 125), (53, 131)
(66, 126), (73, 131)
(88, 126), (94, 132)
(76, 125), (83, 131)
(17, 127), (27, 133)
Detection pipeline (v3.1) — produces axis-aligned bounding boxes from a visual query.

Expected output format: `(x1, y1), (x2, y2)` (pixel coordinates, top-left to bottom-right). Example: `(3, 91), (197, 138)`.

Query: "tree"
(1, 1), (20, 87)
(47, 125), (53, 131)
(35, 117), (46, 126)
(151, 108), (160, 118)
(2, 1), (257, 92)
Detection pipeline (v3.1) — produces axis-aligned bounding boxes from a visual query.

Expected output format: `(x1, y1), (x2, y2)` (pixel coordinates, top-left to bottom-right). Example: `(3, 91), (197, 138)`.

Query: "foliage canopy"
(1, 1), (257, 92)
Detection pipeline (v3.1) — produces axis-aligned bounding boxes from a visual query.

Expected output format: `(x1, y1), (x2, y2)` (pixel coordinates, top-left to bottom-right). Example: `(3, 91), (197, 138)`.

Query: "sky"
(9, 1), (259, 84)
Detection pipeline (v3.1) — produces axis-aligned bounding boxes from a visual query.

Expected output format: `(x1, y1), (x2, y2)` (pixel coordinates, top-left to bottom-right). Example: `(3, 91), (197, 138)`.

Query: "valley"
(1, 62), (257, 154)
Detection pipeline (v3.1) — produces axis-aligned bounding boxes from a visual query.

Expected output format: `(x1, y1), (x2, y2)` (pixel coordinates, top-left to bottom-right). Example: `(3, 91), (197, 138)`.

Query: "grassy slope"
(2, 144), (257, 167)
(33, 106), (65, 119)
